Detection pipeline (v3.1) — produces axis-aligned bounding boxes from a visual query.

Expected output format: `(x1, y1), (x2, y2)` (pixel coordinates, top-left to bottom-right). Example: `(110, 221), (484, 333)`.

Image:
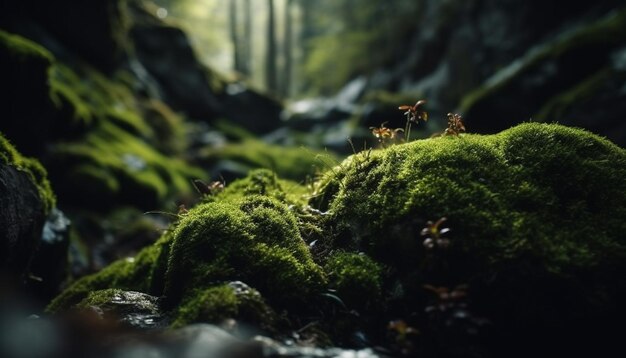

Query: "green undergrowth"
(0, 132), (56, 214)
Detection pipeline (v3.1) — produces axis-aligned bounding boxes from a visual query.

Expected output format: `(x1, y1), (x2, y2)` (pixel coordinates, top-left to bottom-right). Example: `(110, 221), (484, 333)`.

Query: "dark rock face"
(0, 164), (47, 278)
(0, 0), (130, 72)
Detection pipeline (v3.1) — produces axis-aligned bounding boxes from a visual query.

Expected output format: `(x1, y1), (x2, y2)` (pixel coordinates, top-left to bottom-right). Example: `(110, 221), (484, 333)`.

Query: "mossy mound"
(313, 122), (626, 347)
(48, 170), (325, 328)
(314, 123), (625, 272)
(172, 282), (276, 330)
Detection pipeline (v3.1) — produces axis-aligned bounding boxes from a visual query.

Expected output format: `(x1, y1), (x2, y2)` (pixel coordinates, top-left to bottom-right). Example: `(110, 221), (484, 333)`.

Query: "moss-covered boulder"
(0, 132), (56, 278)
(313, 122), (626, 350)
(48, 170), (325, 330)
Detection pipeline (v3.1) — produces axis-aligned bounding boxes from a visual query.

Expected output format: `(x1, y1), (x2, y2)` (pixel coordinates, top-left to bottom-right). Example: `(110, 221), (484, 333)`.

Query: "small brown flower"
(370, 122), (404, 142)
(399, 100), (428, 123)
(444, 113), (466, 136)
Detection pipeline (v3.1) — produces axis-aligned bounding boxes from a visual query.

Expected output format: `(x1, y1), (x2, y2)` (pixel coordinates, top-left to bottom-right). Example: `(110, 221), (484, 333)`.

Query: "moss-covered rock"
(172, 282), (275, 330)
(313, 122), (626, 349)
(0, 132), (56, 277)
(314, 122), (625, 271)
(49, 170), (325, 329)
(164, 194), (326, 307)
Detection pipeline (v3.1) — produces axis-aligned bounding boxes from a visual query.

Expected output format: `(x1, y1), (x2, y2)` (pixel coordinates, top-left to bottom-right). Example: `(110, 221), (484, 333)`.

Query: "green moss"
(50, 172), (325, 321)
(0, 30), (53, 65)
(211, 168), (310, 207)
(50, 120), (204, 210)
(172, 283), (275, 329)
(0, 132), (56, 213)
(324, 252), (384, 311)
(47, 231), (174, 313)
(200, 136), (334, 181)
(164, 194), (326, 307)
(314, 123), (626, 277)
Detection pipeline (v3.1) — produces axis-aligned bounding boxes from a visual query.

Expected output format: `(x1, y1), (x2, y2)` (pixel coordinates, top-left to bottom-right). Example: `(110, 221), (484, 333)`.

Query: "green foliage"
(324, 252), (384, 310)
(0, 132), (56, 214)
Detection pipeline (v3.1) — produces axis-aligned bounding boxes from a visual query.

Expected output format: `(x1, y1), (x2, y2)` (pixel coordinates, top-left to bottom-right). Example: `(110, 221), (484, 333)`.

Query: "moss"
(0, 132), (56, 214)
(324, 252), (384, 311)
(314, 123), (626, 277)
(47, 231), (174, 313)
(50, 120), (204, 210)
(172, 283), (275, 329)
(164, 194), (326, 307)
(0, 30), (53, 65)
(50, 171), (325, 322)
(200, 136), (334, 182)
(211, 168), (310, 207)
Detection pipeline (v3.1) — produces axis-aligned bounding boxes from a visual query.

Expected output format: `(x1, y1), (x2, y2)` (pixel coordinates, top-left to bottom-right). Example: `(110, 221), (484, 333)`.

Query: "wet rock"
(77, 289), (166, 330)
(0, 133), (55, 282)
(27, 208), (71, 302)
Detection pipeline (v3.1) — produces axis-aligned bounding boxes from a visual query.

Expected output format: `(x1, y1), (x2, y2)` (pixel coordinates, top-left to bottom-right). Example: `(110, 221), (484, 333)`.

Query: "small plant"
(370, 122), (404, 147)
(444, 113), (466, 136)
(420, 217), (451, 250)
(399, 100), (428, 142)
(192, 178), (225, 196)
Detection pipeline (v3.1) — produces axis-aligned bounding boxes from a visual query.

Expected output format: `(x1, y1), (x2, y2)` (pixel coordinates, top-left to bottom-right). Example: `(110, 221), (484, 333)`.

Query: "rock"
(48, 170), (325, 323)
(27, 208), (71, 302)
(0, 132), (55, 281)
(129, 2), (284, 133)
(0, 0), (131, 72)
(77, 289), (165, 330)
(460, 7), (626, 145)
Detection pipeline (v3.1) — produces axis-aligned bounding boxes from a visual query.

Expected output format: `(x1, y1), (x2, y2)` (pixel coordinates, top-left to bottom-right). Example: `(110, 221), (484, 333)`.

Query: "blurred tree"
(281, 0), (294, 97)
(229, 0), (241, 72)
(265, 0), (277, 92)
(241, 0), (252, 76)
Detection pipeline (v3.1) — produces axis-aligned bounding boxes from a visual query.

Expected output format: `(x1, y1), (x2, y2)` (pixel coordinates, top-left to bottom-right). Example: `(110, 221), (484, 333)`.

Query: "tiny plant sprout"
(370, 122), (404, 147)
(192, 178), (226, 196)
(399, 100), (428, 142)
(420, 217), (451, 250)
(444, 113), (466, 136)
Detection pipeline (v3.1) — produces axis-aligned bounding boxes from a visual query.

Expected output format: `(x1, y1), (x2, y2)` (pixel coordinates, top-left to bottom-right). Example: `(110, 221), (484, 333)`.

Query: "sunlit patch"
(156, 7), (168, 19)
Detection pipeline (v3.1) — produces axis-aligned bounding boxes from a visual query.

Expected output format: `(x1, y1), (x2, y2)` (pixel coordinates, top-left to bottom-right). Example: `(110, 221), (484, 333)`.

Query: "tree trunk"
(229, 0), (241, 72)
(281, 0), (294, 97)
(241, 0), (252, 76)
(265, 0), (277, 92)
